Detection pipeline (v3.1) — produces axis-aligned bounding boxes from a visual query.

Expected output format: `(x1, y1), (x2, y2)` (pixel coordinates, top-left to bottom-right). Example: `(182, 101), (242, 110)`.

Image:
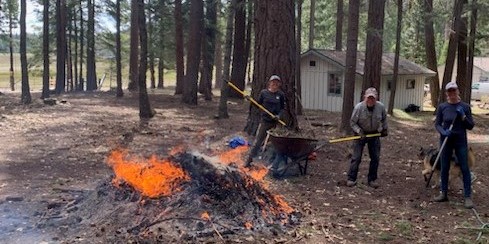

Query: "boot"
(433, 192), (448, 202)
(464, 198), (474, 209)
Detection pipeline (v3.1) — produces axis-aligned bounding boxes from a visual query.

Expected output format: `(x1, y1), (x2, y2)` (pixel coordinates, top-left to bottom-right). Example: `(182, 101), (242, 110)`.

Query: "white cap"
(445, 81), (458, 90)
(269, 75), (281, 81)
(364, 87), (378, 98)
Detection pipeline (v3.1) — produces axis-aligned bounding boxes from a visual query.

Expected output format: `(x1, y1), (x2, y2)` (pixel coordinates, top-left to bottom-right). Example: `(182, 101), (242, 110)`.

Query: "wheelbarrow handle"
(227, 82), (286, 126)
(328, 133), (381, 143)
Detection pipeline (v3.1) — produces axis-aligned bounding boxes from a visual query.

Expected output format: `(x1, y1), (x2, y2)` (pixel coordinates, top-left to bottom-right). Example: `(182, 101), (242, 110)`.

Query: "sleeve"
(258, 90), (265, 105)
(435, 105), (445, 134)
(350, 105), (362, 134)
(280, 93), (285, 111)
(381, 106), (388, 131)
(463, 104), (475, 130)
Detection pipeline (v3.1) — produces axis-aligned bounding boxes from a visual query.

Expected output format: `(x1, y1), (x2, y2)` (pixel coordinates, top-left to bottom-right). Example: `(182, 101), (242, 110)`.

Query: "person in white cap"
(347, 87), (388, 189)
(433, 81), (475, 208)
(246, 75), (285, 167)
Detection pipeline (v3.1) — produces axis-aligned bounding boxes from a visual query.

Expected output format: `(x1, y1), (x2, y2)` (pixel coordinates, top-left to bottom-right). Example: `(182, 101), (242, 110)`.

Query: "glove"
(440, 129), (452, 137)
(244, 95), (251, 100)
(272, 115), (280, 121)
(381, 130), (388, 137)
(456, 105), (465, 118)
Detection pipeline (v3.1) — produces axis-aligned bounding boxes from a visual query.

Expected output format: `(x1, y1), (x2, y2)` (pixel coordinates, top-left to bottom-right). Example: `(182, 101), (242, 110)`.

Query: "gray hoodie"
(350, 101), (388, 134)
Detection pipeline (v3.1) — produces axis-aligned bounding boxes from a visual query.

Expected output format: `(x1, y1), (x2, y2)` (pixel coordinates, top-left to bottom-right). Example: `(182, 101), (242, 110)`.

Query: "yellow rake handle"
(227, 82), (286, 126)
(329, 133), (382, 143)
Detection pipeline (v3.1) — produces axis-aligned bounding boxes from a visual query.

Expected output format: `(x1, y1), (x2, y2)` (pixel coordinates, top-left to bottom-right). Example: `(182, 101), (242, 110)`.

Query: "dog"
(419, 146), (476, 187)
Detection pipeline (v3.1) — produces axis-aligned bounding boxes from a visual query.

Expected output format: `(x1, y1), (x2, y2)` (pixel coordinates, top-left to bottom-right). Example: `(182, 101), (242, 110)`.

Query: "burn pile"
(62, 147), (300, 242)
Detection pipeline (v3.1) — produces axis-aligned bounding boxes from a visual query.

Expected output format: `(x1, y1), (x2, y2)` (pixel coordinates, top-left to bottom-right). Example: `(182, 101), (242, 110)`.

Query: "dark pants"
(248, 120), (276, 160)
(440, 140), (471, 198)
(347, 137), (380, 183)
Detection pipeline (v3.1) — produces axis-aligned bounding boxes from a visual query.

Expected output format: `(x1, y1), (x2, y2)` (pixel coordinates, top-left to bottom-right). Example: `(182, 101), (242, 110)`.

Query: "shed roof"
(302, 49), (436, 76)
(473, 57), (489, 72)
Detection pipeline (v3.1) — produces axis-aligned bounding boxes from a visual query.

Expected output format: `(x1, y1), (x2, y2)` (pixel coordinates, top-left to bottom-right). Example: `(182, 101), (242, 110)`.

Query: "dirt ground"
(1, 90), (489, 243)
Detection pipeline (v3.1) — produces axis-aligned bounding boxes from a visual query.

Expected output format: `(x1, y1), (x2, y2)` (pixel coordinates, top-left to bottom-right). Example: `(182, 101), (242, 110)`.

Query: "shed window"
(406, 79), (415, 89)
(309, 60), (316, 67)
(328, 73), (342, 95)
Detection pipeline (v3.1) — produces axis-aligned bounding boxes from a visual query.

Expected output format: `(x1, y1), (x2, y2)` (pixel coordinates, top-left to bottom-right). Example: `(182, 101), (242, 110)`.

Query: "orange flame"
(107, 150), (190, 198)
(244, 221), (253, 229)
(218, 145), (248, 165)
(201, 211), (210, 221)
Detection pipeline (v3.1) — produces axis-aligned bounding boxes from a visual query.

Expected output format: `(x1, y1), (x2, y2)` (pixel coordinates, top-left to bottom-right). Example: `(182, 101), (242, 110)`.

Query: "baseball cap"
(445, 81), (458, 90)
(365, 87), (377, 98)
(269, 75), (281, 81)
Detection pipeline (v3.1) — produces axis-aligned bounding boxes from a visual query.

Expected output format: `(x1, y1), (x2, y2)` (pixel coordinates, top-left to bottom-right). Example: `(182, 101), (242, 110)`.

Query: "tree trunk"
(199, 0), (217, 100)
(116, 0), (124, 97)
(182, 0), (204, 105)
(157, 0), (165, 89)
(335, 0), (343, 51)
(308, 0), (315, 49)
(245, 0), (297, 134)
(388, 0), (403, 115)
(243, 0), (253, 85)
(78, 1), (84, 91)
(20, 0), (31, 104)
(229, 0), (247, 98)
(41, 0), (50, 98)
(67, 15), (74, 92)
(73, 8), (79, 92)
(340, 0), (360, 133)
(137, 0), (154, 118)
(128, 0), (139, 91)
(362, 0), (385, 96)
(174, 0), (185, 95)
(86, 0), (97, 91)
(295, 0), (303, 115)
(439, 0), (464, 104)
(465, 0), (477, 102)
(217, 0), (235, 119)
(9, 11), (15, 91)
(55, 0), (67, 94)
(457, 13), (468, 102)
(148, 9), (156, 89)
(423, 0), (440, 108)
(214, 28), (223, 89)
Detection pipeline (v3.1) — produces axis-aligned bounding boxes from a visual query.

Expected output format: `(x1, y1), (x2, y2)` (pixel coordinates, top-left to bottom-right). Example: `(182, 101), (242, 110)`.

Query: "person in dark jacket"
(433, 81), (475, 208)
(347, 87), (388, 188)
(246, 75), (285, 167)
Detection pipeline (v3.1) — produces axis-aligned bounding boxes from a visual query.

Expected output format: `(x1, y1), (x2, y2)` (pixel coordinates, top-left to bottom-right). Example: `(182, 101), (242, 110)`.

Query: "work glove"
(381, 129), (388, 137)
(272, 115), (280, 121)
(440, 129), (452, 137)
(456, 105), (465, 118)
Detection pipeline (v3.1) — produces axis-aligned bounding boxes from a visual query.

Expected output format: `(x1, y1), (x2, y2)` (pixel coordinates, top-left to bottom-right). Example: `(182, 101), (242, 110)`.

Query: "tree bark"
(229, 0), (247, 98)
(116, 0), (124, 97)
(457, 12), (468, 102)
(439, 0), (464, 104)
(148, 9), (156, 89)
(198, 0), (217, 100)
(86, 0), (97, 91)
(423, 0), (440, 108)
(128, 0), (139, 91)
(73, 8), (78, 92)
(245, 0), (297, 134)
(465, 0), (477, 101)
(182, 0), (204, 105)
(217, 0), (236, 119)
(9, 10), (15, 91)
(335, 0), (343, 51)
(243, 0), (253, 85)
(78, 1), (84, 91)
(174, 0), (185, 95)
(340, 0), (360, 133)
(137, 0), (154, 118)
(42, 0), (50, 98)
(55, 0), (67, 94)
(308, 0), (315, 49)
(20, 0), (31, 104)
(362, 0), (385, 96)
(295, 0), (303, 115)
(388, 0), (403, 115)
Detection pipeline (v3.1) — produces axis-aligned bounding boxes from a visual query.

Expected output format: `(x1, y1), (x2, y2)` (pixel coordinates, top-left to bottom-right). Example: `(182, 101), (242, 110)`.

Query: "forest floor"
(1, 89), (489, 243)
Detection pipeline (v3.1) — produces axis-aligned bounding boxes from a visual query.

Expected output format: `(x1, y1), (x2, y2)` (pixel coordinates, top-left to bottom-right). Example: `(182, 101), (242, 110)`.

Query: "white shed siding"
(381, 75), (425, 110)
(301, 55), (344, 111)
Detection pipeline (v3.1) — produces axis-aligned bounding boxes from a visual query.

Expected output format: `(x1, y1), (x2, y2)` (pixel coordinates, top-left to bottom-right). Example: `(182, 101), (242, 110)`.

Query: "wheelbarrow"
(267, 133), (328, 177)
(267, 132), (381, 177)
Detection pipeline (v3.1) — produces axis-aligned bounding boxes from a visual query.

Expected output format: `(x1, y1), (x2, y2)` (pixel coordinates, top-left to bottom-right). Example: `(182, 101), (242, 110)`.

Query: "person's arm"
(258, 90), (265, 105)
(435, 105), (445, 135)
(350, 104), (362, 134)
(462, 104), (475, 130)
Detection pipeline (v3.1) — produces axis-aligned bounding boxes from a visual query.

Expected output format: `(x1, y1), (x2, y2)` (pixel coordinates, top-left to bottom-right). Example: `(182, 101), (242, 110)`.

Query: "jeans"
(440, 140), (471, 198)
(248, 121), (276, 160)
(347, 137), (380, 183)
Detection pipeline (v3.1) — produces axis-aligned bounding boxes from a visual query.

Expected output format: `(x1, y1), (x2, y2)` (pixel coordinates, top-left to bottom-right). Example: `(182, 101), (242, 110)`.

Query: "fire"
(201, 211), (210, 221)
(218, 145), (248, 165)
(107, 150), (190, 198)
(244, 221), (253, 229)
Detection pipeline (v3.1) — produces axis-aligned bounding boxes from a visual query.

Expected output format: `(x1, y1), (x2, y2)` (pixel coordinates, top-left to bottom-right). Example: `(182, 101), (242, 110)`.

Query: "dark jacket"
(435, 101), (474, 145)
(350, 101), (388, 134)
(258, 89), (285, 122)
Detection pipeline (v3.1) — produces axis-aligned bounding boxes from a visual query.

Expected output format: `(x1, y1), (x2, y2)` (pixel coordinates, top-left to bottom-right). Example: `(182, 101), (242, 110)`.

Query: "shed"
(438, 57), (489, 83)
(300, 49), (436, 112)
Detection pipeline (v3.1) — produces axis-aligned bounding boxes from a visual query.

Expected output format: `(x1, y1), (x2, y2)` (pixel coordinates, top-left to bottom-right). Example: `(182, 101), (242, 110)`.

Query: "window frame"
(328, 72), (342, 96)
